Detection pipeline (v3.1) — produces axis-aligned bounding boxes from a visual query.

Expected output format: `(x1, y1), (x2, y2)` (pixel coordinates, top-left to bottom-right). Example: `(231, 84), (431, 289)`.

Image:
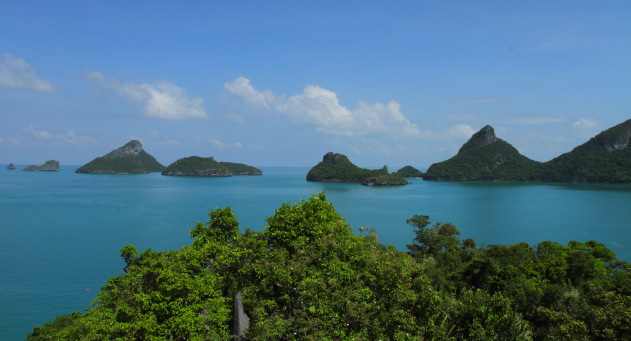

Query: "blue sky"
(1, 1), (630, 169)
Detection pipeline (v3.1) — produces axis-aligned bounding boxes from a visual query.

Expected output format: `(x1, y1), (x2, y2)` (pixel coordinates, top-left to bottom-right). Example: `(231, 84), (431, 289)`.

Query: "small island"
(395, 165), (424, 178)
(7, 163), (15, 170)
(21, 160), (60, 172)
(76, 140), (165, 174)
(306, 152), (410, 186)
(162, 156), (262, 177)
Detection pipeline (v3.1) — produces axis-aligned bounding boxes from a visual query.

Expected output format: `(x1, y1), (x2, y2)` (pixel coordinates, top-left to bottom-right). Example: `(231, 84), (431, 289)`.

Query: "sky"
(1, 1), (630, 169)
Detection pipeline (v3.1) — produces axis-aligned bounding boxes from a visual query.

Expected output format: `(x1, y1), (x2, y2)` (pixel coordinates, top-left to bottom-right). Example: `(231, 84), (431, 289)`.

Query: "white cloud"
(571, 117), (599, 138)
(224, 77), (422, 138)
(571, 117), (597, 129)
(85, 71), (207, 120)
(0, 53), (54, 92)
(210, 138), (243, 148)
(25, 126), (97, 145)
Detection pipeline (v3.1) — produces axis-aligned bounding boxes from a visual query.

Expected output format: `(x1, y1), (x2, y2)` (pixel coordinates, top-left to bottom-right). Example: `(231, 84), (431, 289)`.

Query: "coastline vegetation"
(28, 193), (631, 340)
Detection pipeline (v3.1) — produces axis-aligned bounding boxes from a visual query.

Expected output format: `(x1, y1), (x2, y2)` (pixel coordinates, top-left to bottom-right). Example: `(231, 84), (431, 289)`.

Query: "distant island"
(424, 119), (631, 183)
(162, 156), (262, 177)
(76, 140), (165, 174)
(307, 152), (410, 186)
(7, 163), (15, 170)
(21, 160), (60, 172)
(395, 165), (424, 178)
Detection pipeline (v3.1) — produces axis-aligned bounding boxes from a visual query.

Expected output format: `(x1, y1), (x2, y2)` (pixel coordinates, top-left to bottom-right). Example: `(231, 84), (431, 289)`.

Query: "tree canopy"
(29, 193), (631, 340)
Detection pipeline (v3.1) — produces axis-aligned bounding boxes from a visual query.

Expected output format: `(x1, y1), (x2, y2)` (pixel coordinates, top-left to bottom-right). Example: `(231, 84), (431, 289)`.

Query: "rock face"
(232, 292), (250, 340)
(161, 157), (262, 177)
(7, 163), (15, 170)
(306, 152), (410, 186)
(424, 126), (542, 181)
(542, 118), (631, 183)
(21, 160), (60, 172)
(76, 140), (165, 174)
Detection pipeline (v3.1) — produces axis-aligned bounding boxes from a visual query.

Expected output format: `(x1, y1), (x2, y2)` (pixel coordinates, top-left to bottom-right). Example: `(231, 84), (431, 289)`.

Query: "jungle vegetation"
(28, 193), (631, 340)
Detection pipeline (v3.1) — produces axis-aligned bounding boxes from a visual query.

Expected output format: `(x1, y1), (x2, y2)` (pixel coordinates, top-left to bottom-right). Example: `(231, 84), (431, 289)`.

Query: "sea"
(2, 166), (631, 340)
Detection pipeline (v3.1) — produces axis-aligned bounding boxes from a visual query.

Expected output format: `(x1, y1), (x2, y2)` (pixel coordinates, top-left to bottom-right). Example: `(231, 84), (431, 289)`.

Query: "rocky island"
(424, 125), (542, 181)
(76, 140), (165, 174)
(306, 152), (410, 186)
(162, 156), (262, 177)
(21, 160), (60, 172)
(7, 163), (15, 170)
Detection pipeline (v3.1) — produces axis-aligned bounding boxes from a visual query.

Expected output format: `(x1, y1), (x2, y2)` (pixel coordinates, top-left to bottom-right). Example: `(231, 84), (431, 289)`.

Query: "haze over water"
(2, 166), (631, 340)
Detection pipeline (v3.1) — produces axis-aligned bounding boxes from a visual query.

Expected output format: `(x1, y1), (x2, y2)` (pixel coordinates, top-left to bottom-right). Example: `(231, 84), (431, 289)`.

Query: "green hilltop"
(307, 152), (410, 186)
(162, 156), (262, 176)
(424, 126), (542, 181)
(75, 140), (165, 174)
(424, 119), (631, 183)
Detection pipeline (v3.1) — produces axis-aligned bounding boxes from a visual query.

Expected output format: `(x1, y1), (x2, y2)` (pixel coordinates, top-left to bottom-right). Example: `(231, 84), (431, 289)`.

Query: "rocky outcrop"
(307, 152), (410, 185)
(76, 140), (165, 174)
(232, 292), (250, 340)
(21, 160), (60, 172)
(7, 163), (15, 170)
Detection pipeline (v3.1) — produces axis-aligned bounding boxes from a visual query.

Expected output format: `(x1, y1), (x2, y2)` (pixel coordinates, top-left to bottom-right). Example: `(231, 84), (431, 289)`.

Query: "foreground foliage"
(29, 193), (631, 340)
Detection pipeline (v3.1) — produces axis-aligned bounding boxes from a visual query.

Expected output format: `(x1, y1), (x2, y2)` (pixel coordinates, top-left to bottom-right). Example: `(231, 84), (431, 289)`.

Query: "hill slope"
(307, 152), (410, 185)
(76, 140), (165, 174)
(424, 126), (542, 181)
(541, 119), (631, 183)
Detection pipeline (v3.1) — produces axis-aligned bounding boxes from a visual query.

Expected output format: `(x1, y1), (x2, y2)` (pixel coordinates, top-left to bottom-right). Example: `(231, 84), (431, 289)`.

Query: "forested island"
(21, 160), (60, 172)
(28, 193), (631, 340)
(425, 119), (631, 183)
(307, 152), (410, 185)
(162, 156), (262, 177)
(76, 140), (165, 174)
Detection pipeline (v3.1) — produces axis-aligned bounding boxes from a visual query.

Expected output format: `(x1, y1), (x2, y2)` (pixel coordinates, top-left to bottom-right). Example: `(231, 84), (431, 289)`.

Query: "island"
(306, 152), (410, 186)
(541, 118), (631, 183)
(162, 156), (262, 177)
(395, 165), (424, 178)
(21, 160), (60, 172)
(424, 119), (631, 183)
(424, 125), (542, 181)
(7, 163), (15, 170)
(76, 140), (165, 174)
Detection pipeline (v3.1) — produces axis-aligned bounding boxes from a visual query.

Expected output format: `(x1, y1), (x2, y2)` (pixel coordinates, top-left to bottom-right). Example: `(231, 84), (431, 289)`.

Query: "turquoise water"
(2, 166), (631, 340)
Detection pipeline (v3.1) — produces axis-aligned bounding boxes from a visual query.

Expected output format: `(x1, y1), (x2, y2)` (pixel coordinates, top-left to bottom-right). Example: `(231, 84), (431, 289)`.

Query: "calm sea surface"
(2, 166), (631, 340)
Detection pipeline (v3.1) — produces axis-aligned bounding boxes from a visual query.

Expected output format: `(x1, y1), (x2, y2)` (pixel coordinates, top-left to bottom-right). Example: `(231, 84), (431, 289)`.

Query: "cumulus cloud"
(224, 77), (422, 138)
(0, 53), (54, 92)
(85, 71), (207, 120)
